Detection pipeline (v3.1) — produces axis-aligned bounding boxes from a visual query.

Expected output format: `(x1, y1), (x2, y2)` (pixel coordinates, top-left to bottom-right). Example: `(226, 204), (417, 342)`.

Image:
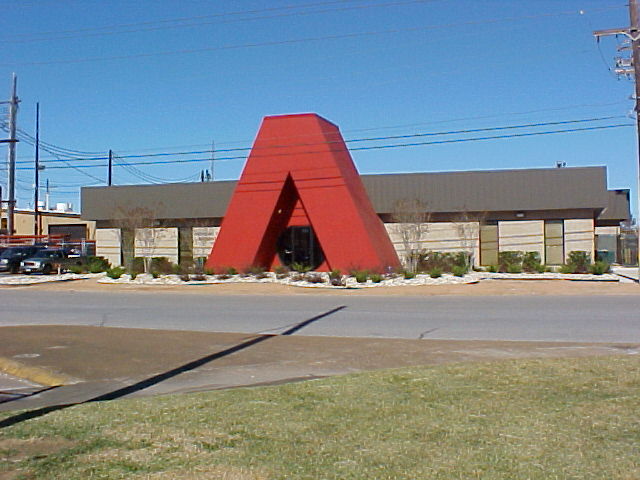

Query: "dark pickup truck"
(19, 249), (85, 274)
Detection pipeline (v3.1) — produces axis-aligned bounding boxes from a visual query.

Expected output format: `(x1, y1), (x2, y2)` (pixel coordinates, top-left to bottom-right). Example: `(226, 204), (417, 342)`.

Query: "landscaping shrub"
(589, 261), (610, 275)
(534, 263), (546, 273)
(179, 273), (191, 282)
(429, 268), (442, 279)
(129, 257), (145, 275)
(567, 251), (590, 273)
(106, 266), (126, 279)
(559, 264), (576, 274)
(498, 251), (523, 273)
(69, 264), (85, 274)
(192, 274), (207, 281)
(369, 273), (383, 283)
(291, 262), (312, 273)
(216, 273), (232, 280)
(417, 251), (470, 273)
(451, 265), (467, 277)
(522, 252), (542, 273)
(329, 269), (345, 286)
(486, 264), (498, 273)
(226, 267), (238, 275)
(353, 270), (369, 283)
(85, 256), (110, 273)
(506, 263), (523, 274)
(403, 270), (416, 279)
(150, 257), (174, 275)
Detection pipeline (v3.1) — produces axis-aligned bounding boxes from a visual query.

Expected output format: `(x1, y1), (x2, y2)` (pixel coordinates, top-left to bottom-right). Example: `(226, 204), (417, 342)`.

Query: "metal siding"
(82, 167), (609, 221)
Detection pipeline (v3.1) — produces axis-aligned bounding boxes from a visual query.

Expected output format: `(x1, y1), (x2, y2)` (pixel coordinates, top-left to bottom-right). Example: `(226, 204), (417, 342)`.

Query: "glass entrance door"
(276, 226), (324, 270)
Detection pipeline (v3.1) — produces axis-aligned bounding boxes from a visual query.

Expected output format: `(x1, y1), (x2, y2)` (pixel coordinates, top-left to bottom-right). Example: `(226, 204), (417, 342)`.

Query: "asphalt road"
(2, 290), (639, 343)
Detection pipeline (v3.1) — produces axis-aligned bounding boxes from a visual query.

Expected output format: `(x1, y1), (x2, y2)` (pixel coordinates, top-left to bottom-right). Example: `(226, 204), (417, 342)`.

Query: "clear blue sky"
(1, 0), (637, 217)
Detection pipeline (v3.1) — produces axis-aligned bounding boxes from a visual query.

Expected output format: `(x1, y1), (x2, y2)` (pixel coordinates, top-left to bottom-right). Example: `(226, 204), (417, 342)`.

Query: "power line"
(6, 115), (627, 165)
(11, 122), (633, 171)
(2, 0), (438, 44)
(2, 6), (624, 67)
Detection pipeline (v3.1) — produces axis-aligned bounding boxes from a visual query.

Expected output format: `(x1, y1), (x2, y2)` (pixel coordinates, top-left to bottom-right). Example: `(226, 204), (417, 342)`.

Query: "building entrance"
(276, 226), (324, 270)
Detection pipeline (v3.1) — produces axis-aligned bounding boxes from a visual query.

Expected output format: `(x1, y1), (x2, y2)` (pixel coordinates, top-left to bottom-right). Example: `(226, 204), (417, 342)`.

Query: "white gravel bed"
(96, 270), (621, 288)
(0, 272), (103, 286)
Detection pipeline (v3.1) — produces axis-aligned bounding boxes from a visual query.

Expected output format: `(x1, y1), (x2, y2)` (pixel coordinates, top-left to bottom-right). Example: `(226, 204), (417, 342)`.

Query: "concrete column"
(179, 226), (194, 266)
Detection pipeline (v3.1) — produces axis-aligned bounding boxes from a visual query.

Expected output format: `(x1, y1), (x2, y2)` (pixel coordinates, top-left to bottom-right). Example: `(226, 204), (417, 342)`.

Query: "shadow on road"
(0, 305), (346, 429)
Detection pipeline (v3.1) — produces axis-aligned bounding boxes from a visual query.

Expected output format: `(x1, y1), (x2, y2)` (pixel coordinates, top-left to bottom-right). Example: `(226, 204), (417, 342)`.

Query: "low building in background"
(1, 207), (96, 245)
(81, 165), (632, 269)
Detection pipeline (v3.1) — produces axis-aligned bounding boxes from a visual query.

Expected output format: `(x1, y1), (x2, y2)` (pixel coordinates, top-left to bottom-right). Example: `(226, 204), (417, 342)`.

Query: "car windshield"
(0, 248), (31, 259)
(31, 250), (62, 259)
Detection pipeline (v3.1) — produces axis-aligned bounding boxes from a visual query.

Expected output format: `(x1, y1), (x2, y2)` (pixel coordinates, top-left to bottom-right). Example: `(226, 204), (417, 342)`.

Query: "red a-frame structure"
(205, 113), (400, 272)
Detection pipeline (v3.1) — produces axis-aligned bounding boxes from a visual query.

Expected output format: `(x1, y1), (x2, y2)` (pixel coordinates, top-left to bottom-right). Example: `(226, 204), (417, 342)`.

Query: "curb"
(0, 356), (71, 387)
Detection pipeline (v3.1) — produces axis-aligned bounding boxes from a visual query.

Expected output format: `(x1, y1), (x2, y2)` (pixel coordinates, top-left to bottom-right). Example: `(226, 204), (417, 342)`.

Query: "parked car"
(0, 246), (46, 273)
(19, 249), (85, 275)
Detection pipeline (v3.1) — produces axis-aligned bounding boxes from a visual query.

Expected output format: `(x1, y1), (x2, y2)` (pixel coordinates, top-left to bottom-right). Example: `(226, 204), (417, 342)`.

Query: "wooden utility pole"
(6, 73), (18, 235)
(34, 102), (40, 236)
(594, 0), (640, 279)
(108, 149), (113, 186)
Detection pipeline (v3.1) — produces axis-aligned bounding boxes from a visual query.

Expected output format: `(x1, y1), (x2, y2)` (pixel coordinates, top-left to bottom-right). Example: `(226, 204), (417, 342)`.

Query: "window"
(544, 220), (564, 265)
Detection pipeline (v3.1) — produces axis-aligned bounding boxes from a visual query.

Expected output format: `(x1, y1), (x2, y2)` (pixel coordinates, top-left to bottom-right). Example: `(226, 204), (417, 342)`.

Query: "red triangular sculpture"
(205, 113), (400, 272)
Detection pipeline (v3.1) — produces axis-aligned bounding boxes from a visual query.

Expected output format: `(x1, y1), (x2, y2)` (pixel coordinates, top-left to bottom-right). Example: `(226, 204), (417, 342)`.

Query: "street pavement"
(1, 289), (640, 342)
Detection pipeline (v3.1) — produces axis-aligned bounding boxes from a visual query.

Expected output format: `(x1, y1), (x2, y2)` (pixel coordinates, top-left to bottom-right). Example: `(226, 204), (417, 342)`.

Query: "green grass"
(1, 356), (639, 479)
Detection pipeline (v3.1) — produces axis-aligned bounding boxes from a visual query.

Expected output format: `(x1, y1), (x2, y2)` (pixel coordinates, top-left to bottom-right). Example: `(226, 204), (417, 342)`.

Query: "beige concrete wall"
(96, 228), (121, 267)
(595, 226), (620, 235)
(385, 222), (480, 266)
(135, 227), (178, 264)
(11, 212), (95, 238)
(498, 220), (544, 259)
(193, 227), (220, 258)
(564, 219), (595, 261)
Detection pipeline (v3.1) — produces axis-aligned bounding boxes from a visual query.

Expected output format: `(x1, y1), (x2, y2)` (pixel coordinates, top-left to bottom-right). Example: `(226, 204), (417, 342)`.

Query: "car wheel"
(42, 264), (52, 275)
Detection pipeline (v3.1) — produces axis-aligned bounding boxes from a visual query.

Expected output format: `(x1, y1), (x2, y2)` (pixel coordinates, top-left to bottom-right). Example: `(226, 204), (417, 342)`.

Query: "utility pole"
(108, 149), (113, 186)
(210, 140), (215, 181)
(34, 102), (40, 236)
(594, 0), (640, 280)
(5, 73), (19, 236)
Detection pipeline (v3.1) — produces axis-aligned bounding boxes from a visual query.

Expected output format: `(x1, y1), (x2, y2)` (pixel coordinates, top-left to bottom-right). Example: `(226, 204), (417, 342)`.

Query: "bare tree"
(112, 205), (162, 273)
(452, 210), (486, 269)
(391, 198), (432, 272)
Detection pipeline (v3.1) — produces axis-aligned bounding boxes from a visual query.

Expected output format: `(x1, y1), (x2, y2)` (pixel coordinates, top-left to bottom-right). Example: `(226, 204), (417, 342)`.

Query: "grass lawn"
(1, 356), (639, 479)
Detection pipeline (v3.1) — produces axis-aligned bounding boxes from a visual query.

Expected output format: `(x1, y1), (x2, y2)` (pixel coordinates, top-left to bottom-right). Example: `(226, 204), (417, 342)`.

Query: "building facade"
(81, 166), (630, 269)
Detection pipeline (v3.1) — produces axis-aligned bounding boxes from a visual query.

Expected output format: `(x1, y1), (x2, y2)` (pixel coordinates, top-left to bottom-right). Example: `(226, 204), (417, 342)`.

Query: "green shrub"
(498, 251), (523, 272)
(130, 272), (138, 280)
(151, 271), (160, 279)
(128, 257), (145, 275)
(291, 262), (312, 273)
(506, 264), (523, 274)
(217, 273), (231, 280)
(149, 257), (174, 275)
(486, 264), (498, 273)
(522, 252), (542, 272)
(226, 267), (238, 275)
(567, 251), (590, 273)
(429, 268), (442, 279)
(534, 263), (546, 274)
(179, 273), (190, 282)
(106, 266), (126, 279)
(559, 264), (576, 274)
(369, 273), (383, 283)
(589, 261), (610, 275)
(417, 251), (470, 273)
(86, 256), (110, 273)
(353, 270), (369, 283)
(274, 265), (289, 275)
(451, 265), (467, 277)
(69, 264), (85, 274)
(403, 270), (416, 279)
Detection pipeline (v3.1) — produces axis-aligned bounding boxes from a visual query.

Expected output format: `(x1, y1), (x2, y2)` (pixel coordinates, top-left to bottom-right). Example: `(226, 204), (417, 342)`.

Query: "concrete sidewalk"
(1, 325), (638, 414)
